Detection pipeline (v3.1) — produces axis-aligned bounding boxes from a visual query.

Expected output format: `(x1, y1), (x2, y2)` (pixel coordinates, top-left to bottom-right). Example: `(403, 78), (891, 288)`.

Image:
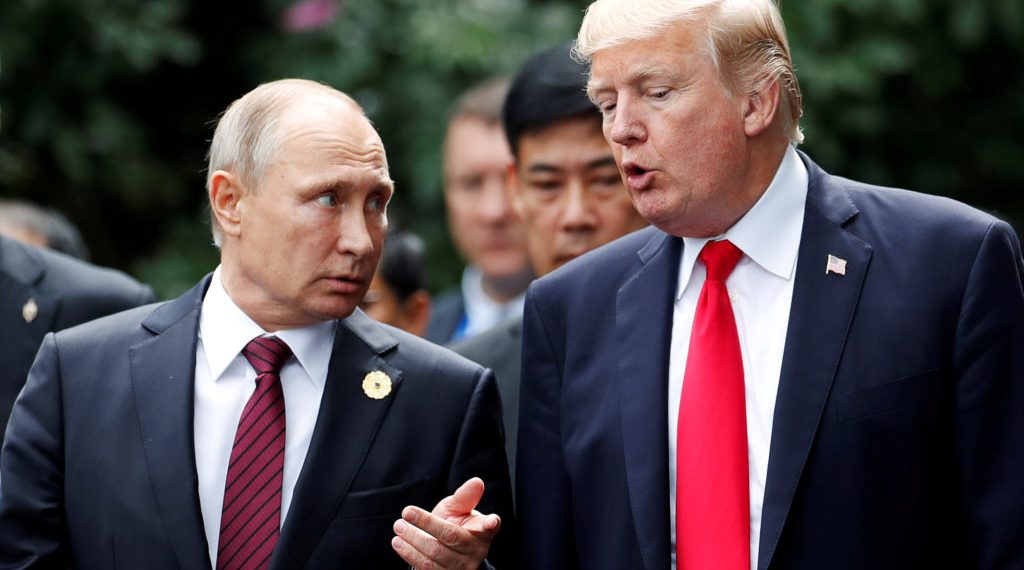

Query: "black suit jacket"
(0, 276), (515, 569)
(0, 235), (154, 442)
(450, 316), (523, 480)
(517, 154), (1024, 569)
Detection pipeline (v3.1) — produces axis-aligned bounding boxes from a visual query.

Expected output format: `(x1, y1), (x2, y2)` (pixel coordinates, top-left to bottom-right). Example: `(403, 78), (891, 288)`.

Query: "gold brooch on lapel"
(22, 298), (38, 323)
(825, 254), (847, 276)
(362, 371), (392, 400)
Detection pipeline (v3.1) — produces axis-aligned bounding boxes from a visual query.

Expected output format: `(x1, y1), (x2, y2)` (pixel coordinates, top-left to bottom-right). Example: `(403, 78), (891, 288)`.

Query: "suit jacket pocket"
(332, 477), (431, 522)
(837, 367), (943, 424)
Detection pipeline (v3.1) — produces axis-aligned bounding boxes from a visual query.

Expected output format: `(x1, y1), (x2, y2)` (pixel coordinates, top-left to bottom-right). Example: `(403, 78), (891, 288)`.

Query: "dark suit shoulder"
(424, 287), (465, 344)
(3, 238), (156, 328)
(450, 316), (521, 363)
(527, 225), (667, 318)
(51, 301), (163, 353)
(821, 170), (1004, 240)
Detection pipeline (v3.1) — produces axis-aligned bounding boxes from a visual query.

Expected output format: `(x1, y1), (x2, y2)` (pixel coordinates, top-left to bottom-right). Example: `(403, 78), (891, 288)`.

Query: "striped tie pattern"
(217, 336), (292, 570)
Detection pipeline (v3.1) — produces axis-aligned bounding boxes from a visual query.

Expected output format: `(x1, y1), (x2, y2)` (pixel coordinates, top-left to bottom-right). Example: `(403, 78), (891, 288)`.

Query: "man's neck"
(481, 266), (534, 303)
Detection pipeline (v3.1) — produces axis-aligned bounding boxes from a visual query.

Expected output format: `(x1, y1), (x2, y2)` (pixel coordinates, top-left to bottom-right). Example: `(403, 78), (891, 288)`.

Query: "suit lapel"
(272, 310), (401, 570)
(0, 237), (59, 340)
(129, 278), (212, 570)
(617, 230), (680, 570)
(757, 157), (871, 570)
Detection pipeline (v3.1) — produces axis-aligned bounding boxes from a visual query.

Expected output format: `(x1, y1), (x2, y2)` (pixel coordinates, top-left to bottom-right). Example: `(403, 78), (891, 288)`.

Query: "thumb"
(434, 477), (485, 517)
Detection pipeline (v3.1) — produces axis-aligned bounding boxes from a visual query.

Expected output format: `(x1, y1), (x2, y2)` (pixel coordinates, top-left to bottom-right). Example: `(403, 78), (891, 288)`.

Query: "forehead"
(517, 116), (612, 166)
(587, 21), (706, 90)
(274, 98), (392, 184)
(443, 118), (510, 172)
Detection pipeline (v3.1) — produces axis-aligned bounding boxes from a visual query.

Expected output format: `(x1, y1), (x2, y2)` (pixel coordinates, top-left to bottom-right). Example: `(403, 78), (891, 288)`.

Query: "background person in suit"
(425, 77), (534, 344)
(452, 41), (646, 480)
(0, 198), (92, 260)
(517, 1), (1024, 569)
(0, 79), (514, 570)
(0, 234), (154, 443)
(359, 230), (432, 337)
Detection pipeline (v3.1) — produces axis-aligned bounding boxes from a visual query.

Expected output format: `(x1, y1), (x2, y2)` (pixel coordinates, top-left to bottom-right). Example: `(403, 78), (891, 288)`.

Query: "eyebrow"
(524, 156), (618, 174)
(587, 64), (685, 101)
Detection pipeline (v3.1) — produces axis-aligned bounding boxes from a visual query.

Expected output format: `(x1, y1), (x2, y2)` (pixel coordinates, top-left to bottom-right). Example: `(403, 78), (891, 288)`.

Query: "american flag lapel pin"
(826, 254), (847, 276)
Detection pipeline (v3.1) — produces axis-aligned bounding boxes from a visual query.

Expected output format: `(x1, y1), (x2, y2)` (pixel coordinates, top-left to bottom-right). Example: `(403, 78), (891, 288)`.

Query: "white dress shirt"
(459, 265), (526, 339)
(668, 147), (808, 570)
(194, 267), (335, 567)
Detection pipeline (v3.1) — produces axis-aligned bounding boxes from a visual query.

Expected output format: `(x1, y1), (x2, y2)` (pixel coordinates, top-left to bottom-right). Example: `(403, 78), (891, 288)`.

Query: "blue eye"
(367, 196), (383, 211)
(316, 194), (337, 207)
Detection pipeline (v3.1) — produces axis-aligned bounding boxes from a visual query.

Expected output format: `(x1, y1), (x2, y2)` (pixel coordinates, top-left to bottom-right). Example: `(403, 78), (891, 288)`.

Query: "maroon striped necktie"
(217, 335), (292, 570)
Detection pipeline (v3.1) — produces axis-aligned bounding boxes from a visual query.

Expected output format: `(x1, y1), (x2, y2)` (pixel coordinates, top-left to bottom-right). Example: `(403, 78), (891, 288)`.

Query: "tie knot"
(242, 336), (293, 377)
(699, 240), (743, 282)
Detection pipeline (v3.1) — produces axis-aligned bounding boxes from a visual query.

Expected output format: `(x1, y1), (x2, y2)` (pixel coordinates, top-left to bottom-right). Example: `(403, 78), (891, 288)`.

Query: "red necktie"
(217, 336), (292, 570)
(676, 240), (749, 570)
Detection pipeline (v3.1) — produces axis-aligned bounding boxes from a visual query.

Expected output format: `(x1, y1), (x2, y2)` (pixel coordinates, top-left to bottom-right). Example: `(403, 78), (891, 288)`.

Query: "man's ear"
(743, 76), (781, 138)
(506, 162), (525, 218)
(209, 170), (246, 239)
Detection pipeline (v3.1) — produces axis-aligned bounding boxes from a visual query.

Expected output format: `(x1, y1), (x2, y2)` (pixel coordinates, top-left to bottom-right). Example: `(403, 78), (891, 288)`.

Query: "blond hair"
(576, 0), (803, 144)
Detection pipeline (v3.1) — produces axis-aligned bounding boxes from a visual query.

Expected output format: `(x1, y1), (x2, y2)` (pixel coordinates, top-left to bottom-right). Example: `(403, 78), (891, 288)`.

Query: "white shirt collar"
(199, 266), (336, 387)
(676, 146), (808, 299)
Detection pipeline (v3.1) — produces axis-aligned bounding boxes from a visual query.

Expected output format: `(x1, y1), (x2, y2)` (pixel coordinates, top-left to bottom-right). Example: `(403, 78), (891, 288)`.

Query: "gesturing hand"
(391, 477), (500, 570)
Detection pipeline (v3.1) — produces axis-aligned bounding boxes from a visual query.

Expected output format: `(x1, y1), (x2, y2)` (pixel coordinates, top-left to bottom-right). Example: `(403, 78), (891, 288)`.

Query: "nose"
(607, 98), (646, 147)
(337, 210), (378, 259)
(478, 174), (514, 224)
(561, 179), (596, 232)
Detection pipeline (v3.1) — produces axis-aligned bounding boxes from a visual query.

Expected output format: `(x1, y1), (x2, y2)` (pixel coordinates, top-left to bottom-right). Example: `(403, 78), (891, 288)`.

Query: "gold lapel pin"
(22, 298), (38, 323)
(825, 254), (847, 276)
(362, 370), (392, 400)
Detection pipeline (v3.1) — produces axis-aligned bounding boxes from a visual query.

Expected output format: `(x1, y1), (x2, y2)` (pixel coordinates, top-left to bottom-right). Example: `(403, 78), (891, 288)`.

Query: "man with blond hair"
(0, 79), (515, 570)
(517, 1), (1024, 569)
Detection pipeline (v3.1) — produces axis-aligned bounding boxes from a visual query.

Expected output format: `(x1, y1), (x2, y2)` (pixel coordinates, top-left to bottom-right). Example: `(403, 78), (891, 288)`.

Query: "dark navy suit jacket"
(517, 154), (1024, 569)
(0, 235), (154, 442)
(0, 276), (515, 569)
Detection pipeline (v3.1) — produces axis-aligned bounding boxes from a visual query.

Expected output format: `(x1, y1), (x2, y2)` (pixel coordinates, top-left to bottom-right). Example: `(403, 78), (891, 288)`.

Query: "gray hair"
(206, 78), (361, 246)
(576, 0), (803, 145)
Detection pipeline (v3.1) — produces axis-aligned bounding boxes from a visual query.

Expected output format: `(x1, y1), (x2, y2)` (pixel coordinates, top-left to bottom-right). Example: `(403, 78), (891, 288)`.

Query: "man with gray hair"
(1, 79), (515, 569)
(517, 1), (1024, 569)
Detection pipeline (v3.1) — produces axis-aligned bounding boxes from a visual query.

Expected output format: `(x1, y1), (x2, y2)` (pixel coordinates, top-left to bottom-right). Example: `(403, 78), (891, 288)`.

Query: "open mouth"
(623, 163), (649, 177)
(622, 161), (655, 190)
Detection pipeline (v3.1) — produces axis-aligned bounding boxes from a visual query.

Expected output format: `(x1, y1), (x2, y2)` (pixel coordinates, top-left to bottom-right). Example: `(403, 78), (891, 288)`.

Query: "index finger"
(403, 506), (499, 550)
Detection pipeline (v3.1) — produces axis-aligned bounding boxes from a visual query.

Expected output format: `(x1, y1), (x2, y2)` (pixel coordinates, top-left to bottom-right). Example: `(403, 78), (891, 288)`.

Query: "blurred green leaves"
(1, 0), (1021, 300)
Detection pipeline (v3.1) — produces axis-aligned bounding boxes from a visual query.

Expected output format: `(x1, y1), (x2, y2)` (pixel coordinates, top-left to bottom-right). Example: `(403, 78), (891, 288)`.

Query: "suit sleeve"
(517, 287), (580, 569)
(448, 366), (520, 569)
(0, 333), (69, 568)
(952, 220), (1024, 568)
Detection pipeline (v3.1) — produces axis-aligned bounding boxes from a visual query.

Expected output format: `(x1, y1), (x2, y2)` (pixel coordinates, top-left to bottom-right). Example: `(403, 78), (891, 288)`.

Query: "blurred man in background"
(360, 230), (432, 337)
(426, 77), (533, 344)
(452, 41), (647, 479)
(0, 233), (154, 443)
(0, 199), (91, 260)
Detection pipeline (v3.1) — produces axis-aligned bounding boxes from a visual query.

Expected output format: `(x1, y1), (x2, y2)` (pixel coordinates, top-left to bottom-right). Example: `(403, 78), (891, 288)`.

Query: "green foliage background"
(1, 0), (1021, 299)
